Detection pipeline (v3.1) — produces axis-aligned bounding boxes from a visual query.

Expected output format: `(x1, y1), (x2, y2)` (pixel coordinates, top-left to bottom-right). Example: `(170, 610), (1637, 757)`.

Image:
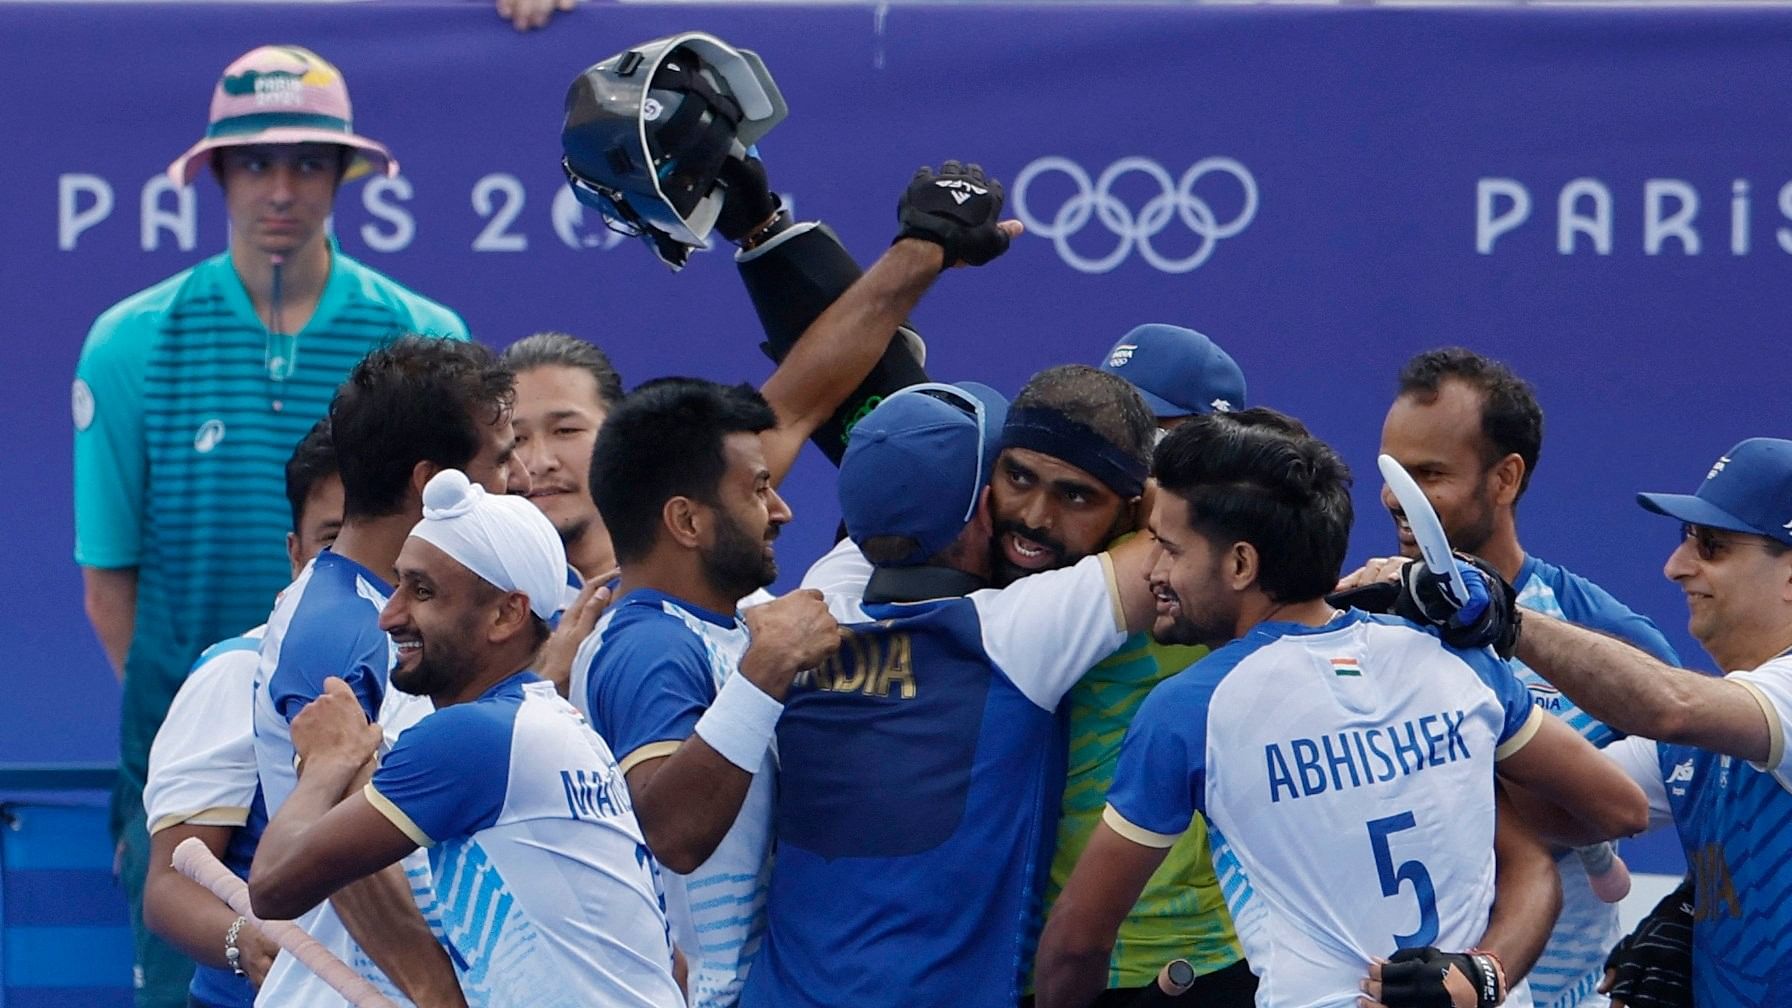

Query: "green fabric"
(120, 799), (193, 1008)
(72, 247), (467, 846)
(1044, 632), (1244, 988)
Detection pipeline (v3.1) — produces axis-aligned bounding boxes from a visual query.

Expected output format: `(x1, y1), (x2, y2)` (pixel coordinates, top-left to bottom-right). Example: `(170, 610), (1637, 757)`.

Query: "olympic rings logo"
(1011, 156), (1259, 274)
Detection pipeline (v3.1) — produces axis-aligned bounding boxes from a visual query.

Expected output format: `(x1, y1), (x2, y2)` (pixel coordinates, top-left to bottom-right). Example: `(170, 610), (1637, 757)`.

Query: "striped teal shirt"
(72, 246), (466, 828)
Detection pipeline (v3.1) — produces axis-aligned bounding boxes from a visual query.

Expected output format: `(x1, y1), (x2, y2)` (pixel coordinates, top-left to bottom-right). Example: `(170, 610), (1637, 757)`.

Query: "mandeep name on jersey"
(1266, 710), (1472, 803)
(561, 765), (633, 821)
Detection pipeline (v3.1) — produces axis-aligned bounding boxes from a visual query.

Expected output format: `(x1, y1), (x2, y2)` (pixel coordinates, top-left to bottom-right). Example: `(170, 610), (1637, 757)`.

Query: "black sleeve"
(739, 223), (930, 466)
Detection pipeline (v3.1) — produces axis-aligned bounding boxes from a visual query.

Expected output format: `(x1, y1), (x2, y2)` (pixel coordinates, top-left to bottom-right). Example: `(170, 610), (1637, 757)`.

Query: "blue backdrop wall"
(4, 1), (1789, 773)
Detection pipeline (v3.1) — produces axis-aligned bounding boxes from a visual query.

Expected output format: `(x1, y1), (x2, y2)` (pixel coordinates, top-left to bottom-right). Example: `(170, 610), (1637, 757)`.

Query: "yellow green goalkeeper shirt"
(1041, 630), (1245, 988)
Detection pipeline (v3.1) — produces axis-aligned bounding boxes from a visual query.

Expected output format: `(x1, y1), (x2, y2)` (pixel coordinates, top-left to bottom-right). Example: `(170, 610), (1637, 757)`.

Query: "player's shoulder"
(192, 624), (268, 670)
(331, 251), (468, 339)
(274, 557), (385, 653)
(590, 592), (715, 674)
(403, 676), (530, 754)
(83, 259), (218, 360)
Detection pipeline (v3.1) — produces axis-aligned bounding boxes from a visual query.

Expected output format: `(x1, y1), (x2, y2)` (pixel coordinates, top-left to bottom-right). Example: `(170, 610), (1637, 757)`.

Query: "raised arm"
(1517, 612), (1773, 763)
(755, 162), (1020, 483)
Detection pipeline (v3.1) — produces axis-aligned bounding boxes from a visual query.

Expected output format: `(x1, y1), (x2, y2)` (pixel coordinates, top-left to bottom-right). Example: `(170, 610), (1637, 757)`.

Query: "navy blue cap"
(839, 382), (1008, 567)
(1098, 324), (1246, 419)
(1638, 438), (1792, 547)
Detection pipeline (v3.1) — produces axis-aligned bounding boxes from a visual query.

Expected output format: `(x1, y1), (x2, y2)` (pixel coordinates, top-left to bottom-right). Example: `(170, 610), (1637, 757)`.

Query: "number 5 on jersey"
(1369, 811), (1439, 948)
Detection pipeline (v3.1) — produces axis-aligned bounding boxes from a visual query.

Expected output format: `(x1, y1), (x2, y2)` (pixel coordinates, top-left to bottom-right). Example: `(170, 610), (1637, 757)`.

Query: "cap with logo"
(838, 382), (1008, 567)
(167, 45), (396, 187)
(1098, 323), (1245, 419)
(1637, 437), (1792, 548)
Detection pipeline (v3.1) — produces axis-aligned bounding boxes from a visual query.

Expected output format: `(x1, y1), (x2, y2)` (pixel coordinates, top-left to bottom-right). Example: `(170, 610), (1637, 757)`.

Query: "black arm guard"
(739, 221), (929, 466)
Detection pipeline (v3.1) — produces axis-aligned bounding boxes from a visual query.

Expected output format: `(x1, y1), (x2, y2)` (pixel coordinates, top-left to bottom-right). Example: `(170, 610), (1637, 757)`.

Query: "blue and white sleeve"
(1458, 647), (1543, 758)
(974, 553), (1129, 710)
(586, 622), (715, 774)
(367, 705), (513, 847)
(1103, 677), (1207, 849)
(266, 617), (387, 724)
(1730, 654), (1792, 781)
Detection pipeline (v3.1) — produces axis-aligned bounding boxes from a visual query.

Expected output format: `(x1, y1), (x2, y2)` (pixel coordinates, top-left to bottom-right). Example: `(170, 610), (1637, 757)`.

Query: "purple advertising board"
(4, 0), (1787, 834)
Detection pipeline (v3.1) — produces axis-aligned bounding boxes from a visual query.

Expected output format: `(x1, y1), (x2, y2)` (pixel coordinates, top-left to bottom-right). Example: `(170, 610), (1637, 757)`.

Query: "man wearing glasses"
(1342, 348), (1679, 1008)
(1514, 437), (1792, 1008)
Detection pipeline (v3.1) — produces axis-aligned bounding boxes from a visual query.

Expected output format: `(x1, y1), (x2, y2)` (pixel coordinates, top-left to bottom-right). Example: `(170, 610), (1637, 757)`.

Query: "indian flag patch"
(1330, 657), (1362, 677)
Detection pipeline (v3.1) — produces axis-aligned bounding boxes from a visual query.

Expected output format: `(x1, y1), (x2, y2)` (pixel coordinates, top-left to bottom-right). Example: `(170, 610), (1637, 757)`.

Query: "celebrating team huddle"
(82, 32), (1792, 1008)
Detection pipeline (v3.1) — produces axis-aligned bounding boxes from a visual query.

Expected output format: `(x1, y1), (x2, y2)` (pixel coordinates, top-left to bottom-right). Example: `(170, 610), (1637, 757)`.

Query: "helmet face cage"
(562, 156), (697, 269)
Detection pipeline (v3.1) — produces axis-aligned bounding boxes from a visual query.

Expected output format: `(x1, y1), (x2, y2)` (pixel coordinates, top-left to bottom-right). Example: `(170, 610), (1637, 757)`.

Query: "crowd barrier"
(0, 765), (132, 1006)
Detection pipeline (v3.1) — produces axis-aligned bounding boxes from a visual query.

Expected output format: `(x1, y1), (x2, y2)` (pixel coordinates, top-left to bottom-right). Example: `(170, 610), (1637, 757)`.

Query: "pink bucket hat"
(166, 45), (397, 186)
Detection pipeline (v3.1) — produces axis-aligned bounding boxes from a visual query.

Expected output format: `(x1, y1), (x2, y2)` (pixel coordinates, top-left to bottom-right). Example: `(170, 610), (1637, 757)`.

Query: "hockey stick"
(170, 836), (404, 1008)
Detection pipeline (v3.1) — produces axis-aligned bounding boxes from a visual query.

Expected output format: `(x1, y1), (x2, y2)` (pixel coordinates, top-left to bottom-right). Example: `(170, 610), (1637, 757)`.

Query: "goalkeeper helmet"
(561, 32), (787, 269)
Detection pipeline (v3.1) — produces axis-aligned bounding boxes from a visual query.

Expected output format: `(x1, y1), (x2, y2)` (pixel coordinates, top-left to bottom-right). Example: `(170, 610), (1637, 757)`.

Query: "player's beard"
(988, 508), (1131, 588)
(702, 509), (778, 600)
(555, 513), (593, 549)
(391, 628), (479, 698)
(1448, 478), (1500, 558)
(1152, 554), (1238, 649)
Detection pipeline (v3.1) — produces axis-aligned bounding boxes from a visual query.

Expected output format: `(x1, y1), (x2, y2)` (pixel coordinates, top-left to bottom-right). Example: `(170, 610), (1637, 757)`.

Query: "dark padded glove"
(895, 160), (1009, 266)
(1400, 554), (1521, 658)
(1379, 946), (1504, 1008)
(715, 154), (783, 244)
(1603, 874), (1694, 1008)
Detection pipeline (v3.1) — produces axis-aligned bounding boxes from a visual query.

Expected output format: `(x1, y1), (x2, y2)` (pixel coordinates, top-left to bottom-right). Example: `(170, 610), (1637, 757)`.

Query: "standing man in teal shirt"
(72, 45), (466, 1008)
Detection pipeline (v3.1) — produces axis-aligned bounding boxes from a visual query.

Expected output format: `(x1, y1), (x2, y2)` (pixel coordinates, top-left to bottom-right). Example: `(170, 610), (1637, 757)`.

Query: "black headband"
(1000, 406), (1147, 498)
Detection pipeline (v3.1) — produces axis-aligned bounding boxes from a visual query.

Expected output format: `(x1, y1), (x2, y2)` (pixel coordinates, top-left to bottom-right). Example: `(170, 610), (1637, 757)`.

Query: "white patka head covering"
(409, 469), (567, 621)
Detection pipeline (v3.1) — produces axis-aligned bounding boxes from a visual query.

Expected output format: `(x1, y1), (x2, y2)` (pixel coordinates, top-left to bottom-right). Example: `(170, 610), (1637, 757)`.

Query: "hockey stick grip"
(171, 837), (405, 1008)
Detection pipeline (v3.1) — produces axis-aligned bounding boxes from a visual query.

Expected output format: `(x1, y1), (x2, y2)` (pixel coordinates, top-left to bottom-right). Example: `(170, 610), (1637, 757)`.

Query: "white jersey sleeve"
(801, 538), (872, 590)
(144, 631), (262, 833)
(970, 552), (1128, 710)
(1728, 653), (1792, 783)
(1603, 735), (1676, 832)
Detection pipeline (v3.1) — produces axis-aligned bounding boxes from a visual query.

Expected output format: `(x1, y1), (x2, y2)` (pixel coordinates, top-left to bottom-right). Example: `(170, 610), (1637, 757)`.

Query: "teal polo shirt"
(72, 245), (467, 831)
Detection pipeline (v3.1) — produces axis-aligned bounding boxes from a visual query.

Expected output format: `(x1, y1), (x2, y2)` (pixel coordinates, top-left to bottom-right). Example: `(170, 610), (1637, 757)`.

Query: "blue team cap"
(1098, 323), (1246, 419)
(1637, 438), (1792, 548)
(839, 381), (1009, 567)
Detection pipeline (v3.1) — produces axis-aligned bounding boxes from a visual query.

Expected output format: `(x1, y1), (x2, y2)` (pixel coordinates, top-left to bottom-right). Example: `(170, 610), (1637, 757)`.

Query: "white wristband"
(694, 674), (784, 773)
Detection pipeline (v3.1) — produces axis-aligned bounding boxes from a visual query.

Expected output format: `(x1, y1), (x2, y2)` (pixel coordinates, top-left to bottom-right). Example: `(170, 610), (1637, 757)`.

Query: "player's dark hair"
(499, 331), (625, 409)
(1153, 407), (1353, 603)
(1012, 364), (1155, 468)
(330, 337), (515, 519)
(590, 378), (778, 565)
(284, 418), (338, 533)
(1398, 347), (1544, 499)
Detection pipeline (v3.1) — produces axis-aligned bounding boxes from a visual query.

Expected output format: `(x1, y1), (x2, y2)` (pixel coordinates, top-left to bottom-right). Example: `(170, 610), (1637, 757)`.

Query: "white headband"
(409, 470), (566, 621)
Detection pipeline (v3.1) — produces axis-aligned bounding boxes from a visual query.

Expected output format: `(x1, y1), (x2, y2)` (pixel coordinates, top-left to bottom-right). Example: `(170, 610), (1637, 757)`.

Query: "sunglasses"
(1680, 523), (1784, 562)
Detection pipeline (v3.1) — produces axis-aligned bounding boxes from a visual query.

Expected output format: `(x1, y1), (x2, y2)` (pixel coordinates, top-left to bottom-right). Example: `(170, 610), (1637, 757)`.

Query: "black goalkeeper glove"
(715, 154), (786, 245)
(1326, 554), (1520, 658)
(1378, 946), (1505, 1008)
(895, 160), (1010, 266)
(1601, 874), (1694, 1008)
